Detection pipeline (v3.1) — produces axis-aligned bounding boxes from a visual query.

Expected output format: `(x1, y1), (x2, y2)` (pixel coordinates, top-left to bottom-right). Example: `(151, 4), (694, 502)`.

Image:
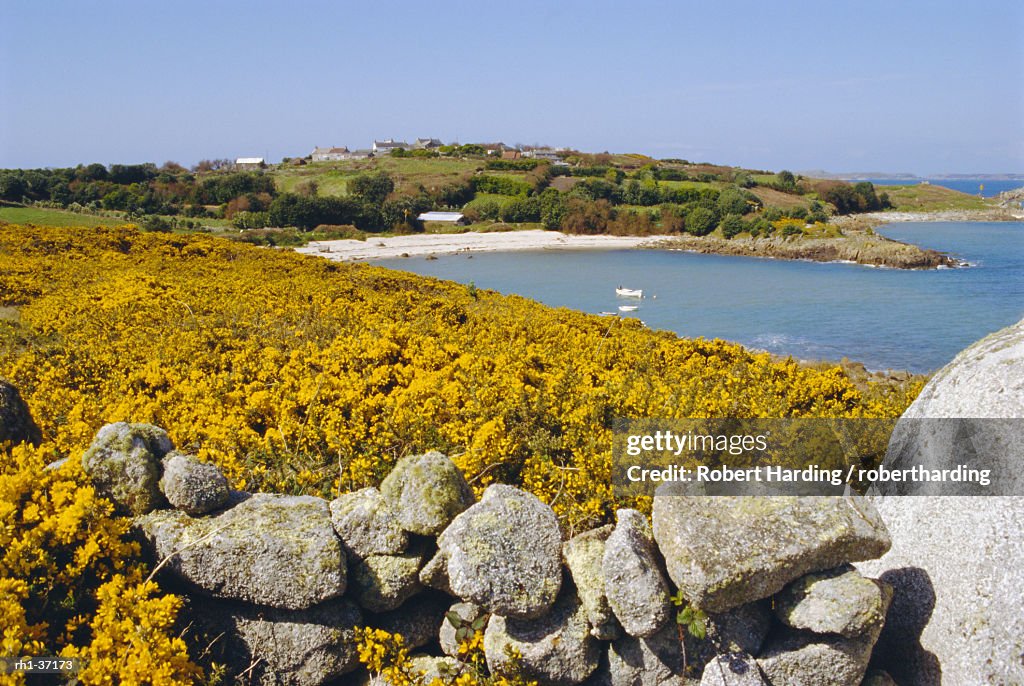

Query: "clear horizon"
(2, 1), (1022, 175)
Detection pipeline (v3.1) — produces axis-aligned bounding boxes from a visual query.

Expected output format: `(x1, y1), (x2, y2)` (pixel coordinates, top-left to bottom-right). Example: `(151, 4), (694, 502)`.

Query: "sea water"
(373, 222), (1024, 373)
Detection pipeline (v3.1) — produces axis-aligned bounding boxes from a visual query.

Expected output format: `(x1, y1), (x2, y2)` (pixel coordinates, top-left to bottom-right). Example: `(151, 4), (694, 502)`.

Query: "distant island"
(1, 142), (1021, 269)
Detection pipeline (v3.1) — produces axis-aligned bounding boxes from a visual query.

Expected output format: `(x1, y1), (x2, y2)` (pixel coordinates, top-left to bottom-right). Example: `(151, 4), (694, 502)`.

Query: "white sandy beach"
(295, 230), (673, 261)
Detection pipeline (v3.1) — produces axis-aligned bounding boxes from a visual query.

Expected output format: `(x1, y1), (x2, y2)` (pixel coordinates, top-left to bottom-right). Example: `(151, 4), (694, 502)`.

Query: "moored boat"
(615, 286), (643, 298)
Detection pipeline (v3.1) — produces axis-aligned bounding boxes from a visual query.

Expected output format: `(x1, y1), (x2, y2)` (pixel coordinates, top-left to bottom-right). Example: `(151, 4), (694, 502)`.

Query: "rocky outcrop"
(856, 317), (1024, 686)
(0, 379), (41, 446)
(652, 494), (891, 612)
(82, 422), (173, 514)
(657, 232), (957, 269)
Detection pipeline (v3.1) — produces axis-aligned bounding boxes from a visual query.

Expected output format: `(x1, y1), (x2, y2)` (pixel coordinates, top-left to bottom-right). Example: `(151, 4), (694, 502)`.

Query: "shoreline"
(295, 208), (1022, 267)
(295, 230), (673, 261)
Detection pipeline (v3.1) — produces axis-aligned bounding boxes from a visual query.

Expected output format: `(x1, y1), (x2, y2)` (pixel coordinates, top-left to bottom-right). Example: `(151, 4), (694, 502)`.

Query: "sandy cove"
(295, 230), (672, 261)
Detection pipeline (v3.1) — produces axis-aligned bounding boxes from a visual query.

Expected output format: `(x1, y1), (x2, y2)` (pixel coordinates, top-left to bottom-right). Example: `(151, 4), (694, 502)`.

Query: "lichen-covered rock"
(684, 601), (773, 674)
(367, 591), (451, 651)
(439, 602), (486, 658)
(202, 597), (361, 686)
(349, 543), (426, 612)
(604, 621), (687, 686)
(436, 484), (562, 619)
(329, 487), (407, 558)
(419, 548), (453, 594)
(136, 493), (345, 610)
(774, 564), (891, 638)
(380, 450), (474, 535)
(756, 629), (882, 686)
(82, 422), (173, 514)
(603, 509), (671, 637)
(563, 524), (620, 640)
(159, 451), (229, 515)
(700, 653), (767, 686)
(856, 318), (1024, 686)
(652, 493), (890, 612)
(484, 588), (599, 686)
(0, 379), (41, 446)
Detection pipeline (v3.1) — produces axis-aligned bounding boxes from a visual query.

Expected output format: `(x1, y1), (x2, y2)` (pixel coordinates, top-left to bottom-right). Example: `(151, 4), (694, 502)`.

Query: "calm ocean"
(865, 178), (1023, 198)
(373, 222), (1024, 373)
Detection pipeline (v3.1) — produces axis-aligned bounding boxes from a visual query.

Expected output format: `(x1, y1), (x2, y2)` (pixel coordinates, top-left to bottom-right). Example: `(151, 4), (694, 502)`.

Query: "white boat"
(615, 287), (643, 298)
(618, 305), (639, 312)
(597, 311), (618, 317)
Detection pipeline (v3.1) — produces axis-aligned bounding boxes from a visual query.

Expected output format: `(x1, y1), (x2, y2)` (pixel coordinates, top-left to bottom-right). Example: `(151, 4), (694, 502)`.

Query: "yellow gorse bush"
(0, 224), (920, 682)
(0, 224), (918, 532)
(0, 442), (199, 685)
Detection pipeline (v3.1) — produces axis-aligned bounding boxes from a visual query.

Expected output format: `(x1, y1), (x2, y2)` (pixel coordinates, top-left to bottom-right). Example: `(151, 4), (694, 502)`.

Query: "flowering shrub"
(0, 442), (199, 685)
(0, 224), (917, 531)
(0, 224), (920, 681)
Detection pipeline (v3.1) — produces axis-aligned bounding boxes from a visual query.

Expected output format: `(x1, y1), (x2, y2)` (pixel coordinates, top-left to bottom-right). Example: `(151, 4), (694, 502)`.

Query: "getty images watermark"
(612, 418), (1022, 497)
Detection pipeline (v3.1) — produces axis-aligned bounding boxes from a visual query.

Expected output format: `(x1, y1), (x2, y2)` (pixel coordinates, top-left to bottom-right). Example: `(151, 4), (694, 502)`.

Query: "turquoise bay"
(374, 222), (1024, 373)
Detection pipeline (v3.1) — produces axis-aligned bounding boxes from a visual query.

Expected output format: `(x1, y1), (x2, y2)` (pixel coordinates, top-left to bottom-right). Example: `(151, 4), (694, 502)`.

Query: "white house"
(235, 157), (265, 170)
(373, 139), (409, 155)
(311, 146), (351, 162)
(414, 138), (443, 149)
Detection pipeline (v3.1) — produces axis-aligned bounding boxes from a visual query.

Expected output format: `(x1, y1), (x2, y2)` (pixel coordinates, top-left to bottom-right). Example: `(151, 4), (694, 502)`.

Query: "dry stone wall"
(77, 423), (897, 686)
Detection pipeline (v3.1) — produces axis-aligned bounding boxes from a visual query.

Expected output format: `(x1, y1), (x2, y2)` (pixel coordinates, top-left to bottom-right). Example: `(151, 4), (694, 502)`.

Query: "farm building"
(373, 139), (409, 155)
(311, 146), (351, 162)
(235, 157), (265, 170)
(417, 211), (467, 224)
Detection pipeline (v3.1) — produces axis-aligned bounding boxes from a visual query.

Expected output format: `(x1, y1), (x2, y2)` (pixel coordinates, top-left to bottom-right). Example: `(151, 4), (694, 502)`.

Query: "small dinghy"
(615, 286), (643, 298)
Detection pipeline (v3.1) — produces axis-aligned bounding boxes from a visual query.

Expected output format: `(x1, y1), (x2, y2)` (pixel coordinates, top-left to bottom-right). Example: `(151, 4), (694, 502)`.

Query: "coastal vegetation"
(0, 222), (926, 682)
(1, 153), (1009, 249)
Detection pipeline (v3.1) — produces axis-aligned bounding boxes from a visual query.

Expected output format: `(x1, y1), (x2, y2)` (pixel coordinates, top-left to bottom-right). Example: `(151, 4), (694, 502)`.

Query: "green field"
(272, 156), (483, 197)
(877, 184), (993, 212)
(0, 206), (126, 227)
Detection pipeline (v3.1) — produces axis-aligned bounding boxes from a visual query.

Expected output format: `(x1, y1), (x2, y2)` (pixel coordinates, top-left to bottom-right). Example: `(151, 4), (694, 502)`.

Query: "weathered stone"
(440, 601), (486, 658)
(329, 487), (407, 558)
(200, 597), (361, 686)
(380, 450), (474, 535)
(0, 379), (41, 446)
(349, 543), (426, 612)
(563, 524), (620, 640)
(775, 564), (891, 638)
(82, 422), (173, 514)
(136, 493), (345, 610)
(484, 588), (599, 686)
(603, 509), (671, 637)
(604, 621), (687, 686)
(652, 492), (890, 612)
(437, 484), (562, 619)
(419, 548), (453, 594)
(367, 591), (450, 651)
(684, 601), (773, 674)
(855, 318), (1024, 686)
(159, 451), (229, 516)
(700, 653), (767, 686)
(756, 628), (882, 686)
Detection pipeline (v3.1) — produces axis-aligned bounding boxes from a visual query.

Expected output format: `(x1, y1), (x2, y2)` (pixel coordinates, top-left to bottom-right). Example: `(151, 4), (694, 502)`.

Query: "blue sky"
(2, 0), (1022, 174)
